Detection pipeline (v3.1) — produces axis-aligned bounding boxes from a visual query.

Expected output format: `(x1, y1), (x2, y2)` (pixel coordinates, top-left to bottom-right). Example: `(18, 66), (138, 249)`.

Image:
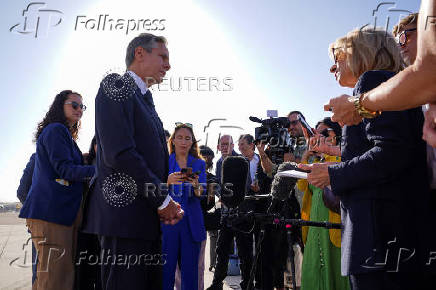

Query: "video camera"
(249, 116), (296, 164)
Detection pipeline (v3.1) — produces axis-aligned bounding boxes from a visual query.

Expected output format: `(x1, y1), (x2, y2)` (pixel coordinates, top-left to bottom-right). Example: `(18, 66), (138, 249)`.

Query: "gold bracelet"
(352, 93), (381, 119)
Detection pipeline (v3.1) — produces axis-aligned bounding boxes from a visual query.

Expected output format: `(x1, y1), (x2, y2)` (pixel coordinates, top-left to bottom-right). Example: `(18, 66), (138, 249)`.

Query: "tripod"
(241, 213), (341, 290)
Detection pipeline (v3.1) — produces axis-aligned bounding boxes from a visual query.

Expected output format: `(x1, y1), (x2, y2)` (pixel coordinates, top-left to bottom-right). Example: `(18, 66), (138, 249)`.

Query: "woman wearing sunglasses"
(19, 90), (95, 290)
(162, 123), (206, 290)
(299, 27), (431, 289)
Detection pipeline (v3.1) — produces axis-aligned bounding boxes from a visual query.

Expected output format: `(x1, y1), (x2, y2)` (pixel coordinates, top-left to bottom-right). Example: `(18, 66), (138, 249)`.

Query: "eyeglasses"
(397, 28), (417, 47)
(331, 47), (348, 63)
(175, 122), (193, 128)
(65, 101), (86, 111)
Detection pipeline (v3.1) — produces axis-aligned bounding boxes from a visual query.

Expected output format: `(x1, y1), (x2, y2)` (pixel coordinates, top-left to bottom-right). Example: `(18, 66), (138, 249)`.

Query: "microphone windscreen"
(270, 162), (299, 201)
(221, 156), (249, 208)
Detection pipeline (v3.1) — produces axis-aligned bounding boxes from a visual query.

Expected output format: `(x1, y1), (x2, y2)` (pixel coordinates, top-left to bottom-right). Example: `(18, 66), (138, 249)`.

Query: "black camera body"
(250, 116), (296, 164)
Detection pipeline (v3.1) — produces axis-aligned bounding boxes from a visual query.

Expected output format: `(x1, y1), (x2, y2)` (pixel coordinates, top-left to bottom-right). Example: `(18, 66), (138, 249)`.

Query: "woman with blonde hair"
(299, 27), (431, 289)
(162, 123), (206, 290)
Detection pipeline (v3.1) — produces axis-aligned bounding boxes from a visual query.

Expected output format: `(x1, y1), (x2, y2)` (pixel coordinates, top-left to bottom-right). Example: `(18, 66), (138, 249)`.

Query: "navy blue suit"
(328, 71), (433, 285)
(82, 73), (169, 239)
(17, 153), (36, 204)
(20, 123), (95, 225)
(81, 72), (169, 290)
(17, 153), (37, 284)
(162, 153), (206, 290)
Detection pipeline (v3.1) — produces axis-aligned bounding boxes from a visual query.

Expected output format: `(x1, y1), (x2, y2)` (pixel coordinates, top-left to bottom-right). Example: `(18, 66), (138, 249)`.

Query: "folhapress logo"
(10, 2), (166, 38)
(9, 2), (63, 38)
(75, 15), (166, 35)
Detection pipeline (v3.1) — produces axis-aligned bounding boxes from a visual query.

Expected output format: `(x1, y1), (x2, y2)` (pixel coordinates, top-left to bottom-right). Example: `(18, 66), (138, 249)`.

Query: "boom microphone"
(270, 162), (300, 201)
(249, 116), (262, 123)
(221, 156), (249, 208)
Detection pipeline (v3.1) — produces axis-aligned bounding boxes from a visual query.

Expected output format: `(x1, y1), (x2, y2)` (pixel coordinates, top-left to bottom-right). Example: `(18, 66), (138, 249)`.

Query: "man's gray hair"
(218, 134), (234, 145)
(125, 33), (167, 68)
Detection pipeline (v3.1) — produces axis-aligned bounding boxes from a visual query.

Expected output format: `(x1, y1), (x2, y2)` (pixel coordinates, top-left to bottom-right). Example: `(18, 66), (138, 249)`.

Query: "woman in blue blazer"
(19, 90), (95, 290)
(163, 123), (206, 290)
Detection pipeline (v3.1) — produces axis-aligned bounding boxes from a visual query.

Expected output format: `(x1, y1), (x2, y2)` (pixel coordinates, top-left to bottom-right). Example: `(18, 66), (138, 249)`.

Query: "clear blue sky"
(0, 0), (420, 201)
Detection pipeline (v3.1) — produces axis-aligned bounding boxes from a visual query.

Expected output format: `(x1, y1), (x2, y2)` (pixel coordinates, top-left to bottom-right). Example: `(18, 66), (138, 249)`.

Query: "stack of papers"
(276, 170), (308, 179)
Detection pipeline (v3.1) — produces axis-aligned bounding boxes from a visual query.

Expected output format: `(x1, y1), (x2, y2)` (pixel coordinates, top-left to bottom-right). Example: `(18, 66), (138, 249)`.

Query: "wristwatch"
(351, 93), (381, 119)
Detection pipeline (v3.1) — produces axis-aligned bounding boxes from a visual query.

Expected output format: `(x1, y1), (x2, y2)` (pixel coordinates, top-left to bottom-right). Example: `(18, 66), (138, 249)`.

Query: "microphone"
(297, 114), (314, 137)
(249, 116), (262, 123)
(221, 156), (249, 208)
(268, 162), (300, 213)
(271, 162), (300, 201)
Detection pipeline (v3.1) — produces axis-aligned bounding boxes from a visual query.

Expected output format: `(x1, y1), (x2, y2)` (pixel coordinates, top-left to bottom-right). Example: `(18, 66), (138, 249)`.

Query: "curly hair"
(34, 90), (82, 142)
(168, 124), (202, 159)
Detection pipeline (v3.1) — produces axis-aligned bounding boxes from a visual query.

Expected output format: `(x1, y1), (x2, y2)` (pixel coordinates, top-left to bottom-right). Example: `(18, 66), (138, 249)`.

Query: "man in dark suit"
(82, 33), (184, 290)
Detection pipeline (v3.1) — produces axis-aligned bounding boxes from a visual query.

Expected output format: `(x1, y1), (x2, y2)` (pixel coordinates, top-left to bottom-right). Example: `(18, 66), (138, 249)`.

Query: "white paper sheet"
(276, 170), (308, 179)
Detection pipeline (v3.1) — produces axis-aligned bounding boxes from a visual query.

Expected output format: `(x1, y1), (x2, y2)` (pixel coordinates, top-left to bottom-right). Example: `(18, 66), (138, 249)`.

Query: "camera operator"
(251, 112), (310, 290)
(207, 135), (254, 290)
(288, 111), (308, 163)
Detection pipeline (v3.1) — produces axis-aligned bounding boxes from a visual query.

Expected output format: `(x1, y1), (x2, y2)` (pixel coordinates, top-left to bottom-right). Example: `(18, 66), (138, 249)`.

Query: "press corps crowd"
(16, 2), (436, 290)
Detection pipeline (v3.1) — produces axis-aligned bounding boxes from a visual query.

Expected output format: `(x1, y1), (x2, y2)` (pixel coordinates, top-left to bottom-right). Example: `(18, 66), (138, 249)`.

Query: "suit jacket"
(19, 123), (95, 226)
(328, 70), (430, 275)
(82, 73), (169, 240)
(162, 153), (206, 242)
(17, 153), (36, 203)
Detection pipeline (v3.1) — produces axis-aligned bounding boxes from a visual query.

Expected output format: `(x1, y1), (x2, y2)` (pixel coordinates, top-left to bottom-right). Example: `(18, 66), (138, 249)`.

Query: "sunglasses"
(397, 28), (417, 47)
(320, 128), (334, 137)
(289, 120), (300, 126)
(331, 47), (348, 63)
(65, 101), (86, 111)
(175, 122), (193, 128)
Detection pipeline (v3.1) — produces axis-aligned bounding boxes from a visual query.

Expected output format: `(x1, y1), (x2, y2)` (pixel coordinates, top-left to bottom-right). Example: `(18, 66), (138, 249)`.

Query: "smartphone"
(180, 167), (192, 175)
